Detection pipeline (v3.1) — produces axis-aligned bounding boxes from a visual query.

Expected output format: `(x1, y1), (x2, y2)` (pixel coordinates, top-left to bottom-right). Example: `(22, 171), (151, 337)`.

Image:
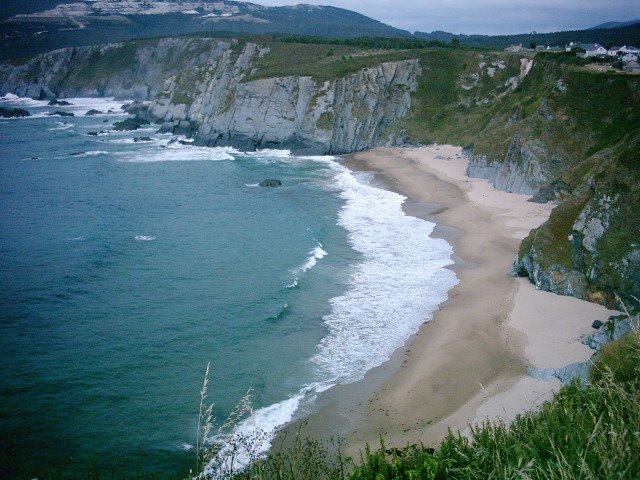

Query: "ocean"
(0, 95), (457, 478)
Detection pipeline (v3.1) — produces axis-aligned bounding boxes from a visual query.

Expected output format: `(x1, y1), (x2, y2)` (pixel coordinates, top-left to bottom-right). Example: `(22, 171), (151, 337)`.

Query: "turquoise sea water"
(0, 96), (457, 478)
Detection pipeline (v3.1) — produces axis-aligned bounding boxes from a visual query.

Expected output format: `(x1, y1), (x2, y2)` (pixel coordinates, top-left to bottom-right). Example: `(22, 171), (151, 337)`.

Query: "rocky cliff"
(0, 37), (420, 154)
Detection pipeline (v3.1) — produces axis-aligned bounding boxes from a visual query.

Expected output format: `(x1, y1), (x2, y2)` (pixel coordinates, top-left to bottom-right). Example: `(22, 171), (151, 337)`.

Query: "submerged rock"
(0, 106), (31, 118)
(48, 99), (72, 106)
(133, 136), (153, 142)
(259, 179), (283, 187)
(85, 109), (103, 116)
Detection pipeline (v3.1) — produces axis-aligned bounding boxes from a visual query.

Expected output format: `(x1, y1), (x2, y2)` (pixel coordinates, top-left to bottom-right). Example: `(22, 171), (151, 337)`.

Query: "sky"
(250, 0), (640, 35)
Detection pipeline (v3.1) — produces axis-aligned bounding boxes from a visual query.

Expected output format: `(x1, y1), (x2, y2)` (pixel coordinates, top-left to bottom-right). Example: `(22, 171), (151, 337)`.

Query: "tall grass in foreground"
(201, 307), (639, 480)
(194, 363), (262, 479)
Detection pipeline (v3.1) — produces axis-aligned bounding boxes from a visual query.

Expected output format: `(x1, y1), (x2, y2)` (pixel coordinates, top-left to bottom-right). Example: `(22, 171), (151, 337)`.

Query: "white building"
(619, 45), (640, 55)
(580, 43), (607, 57)
(607, 46), (622, 56)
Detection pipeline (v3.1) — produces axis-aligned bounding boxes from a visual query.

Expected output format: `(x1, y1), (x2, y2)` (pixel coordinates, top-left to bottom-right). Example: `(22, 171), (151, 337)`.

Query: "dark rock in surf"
(0, 106), (31, 118)
(259, 179), (283, 187)
(113, 117), (149, 131)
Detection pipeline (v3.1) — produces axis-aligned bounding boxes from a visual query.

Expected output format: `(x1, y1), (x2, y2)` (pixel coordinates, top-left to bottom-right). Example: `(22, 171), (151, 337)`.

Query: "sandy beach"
(281, 145), (619, 456)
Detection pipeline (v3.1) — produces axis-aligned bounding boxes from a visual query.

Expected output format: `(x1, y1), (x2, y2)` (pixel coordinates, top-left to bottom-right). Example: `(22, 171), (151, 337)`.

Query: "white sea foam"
(311, 162), (458, 382)
(204, 395), (304, 479)
(49, 122), (74, 131)
(134, 235), (156, 241)
(78, 150), (109, 157)
(0, 93), (48, 107)
(107, 137), (158, 144)
(205, 154), (458, 475)
(118, 143), (236, 163)
(56, 97), (130, 116)
(0, 94), (129, 116)
(252, 148), (293, 159)
(299, 243), (327, 273)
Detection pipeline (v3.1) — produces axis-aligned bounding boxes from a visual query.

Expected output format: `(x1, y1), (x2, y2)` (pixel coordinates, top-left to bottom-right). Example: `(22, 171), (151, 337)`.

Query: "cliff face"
(512, 139), (640, 307)
(466, 133), (553, 195)
(0, 38), (420, 154)
(150, 42), (420, 153)
(0, 38), (221, 100)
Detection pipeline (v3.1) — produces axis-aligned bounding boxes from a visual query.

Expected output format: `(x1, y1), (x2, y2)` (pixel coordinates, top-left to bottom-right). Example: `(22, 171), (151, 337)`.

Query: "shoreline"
(277, 145), (618, 457)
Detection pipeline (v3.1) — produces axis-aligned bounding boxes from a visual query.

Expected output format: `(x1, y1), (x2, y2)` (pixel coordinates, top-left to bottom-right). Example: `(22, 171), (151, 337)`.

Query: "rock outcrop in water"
(0, 106), (31, 117)
(259, 179), (283, 187)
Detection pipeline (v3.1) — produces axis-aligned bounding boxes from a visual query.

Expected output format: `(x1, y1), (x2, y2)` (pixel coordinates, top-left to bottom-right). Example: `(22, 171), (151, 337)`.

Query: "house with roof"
(608, 46), (622, 56)
(624, 60), (640, 72)
(579, 43), (607, 57)
(565, 41), (580, 52)
(619, 45), (640, 55)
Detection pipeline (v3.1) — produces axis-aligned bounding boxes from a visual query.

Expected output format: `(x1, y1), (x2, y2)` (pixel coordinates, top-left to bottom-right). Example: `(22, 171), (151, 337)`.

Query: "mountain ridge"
(3, 1), (640, 63)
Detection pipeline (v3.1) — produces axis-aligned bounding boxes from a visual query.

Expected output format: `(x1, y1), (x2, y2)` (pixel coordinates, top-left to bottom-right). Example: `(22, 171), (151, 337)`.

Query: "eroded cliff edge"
(0, 38), (420, 154)
(1, 38), (638, 307)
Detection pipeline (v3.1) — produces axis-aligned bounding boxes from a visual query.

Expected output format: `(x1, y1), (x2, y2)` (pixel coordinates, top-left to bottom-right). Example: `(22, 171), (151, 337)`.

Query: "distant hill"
(416, 23), (640, 49)
(0, 1), (66, 21)
(0, 0), (412, 60)
(590, 19), (640, 30)
(2, 1), (640, 62)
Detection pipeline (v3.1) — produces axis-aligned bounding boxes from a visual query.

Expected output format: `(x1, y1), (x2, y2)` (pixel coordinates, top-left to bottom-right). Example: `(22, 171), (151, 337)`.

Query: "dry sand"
(281, 145), (618, 456)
